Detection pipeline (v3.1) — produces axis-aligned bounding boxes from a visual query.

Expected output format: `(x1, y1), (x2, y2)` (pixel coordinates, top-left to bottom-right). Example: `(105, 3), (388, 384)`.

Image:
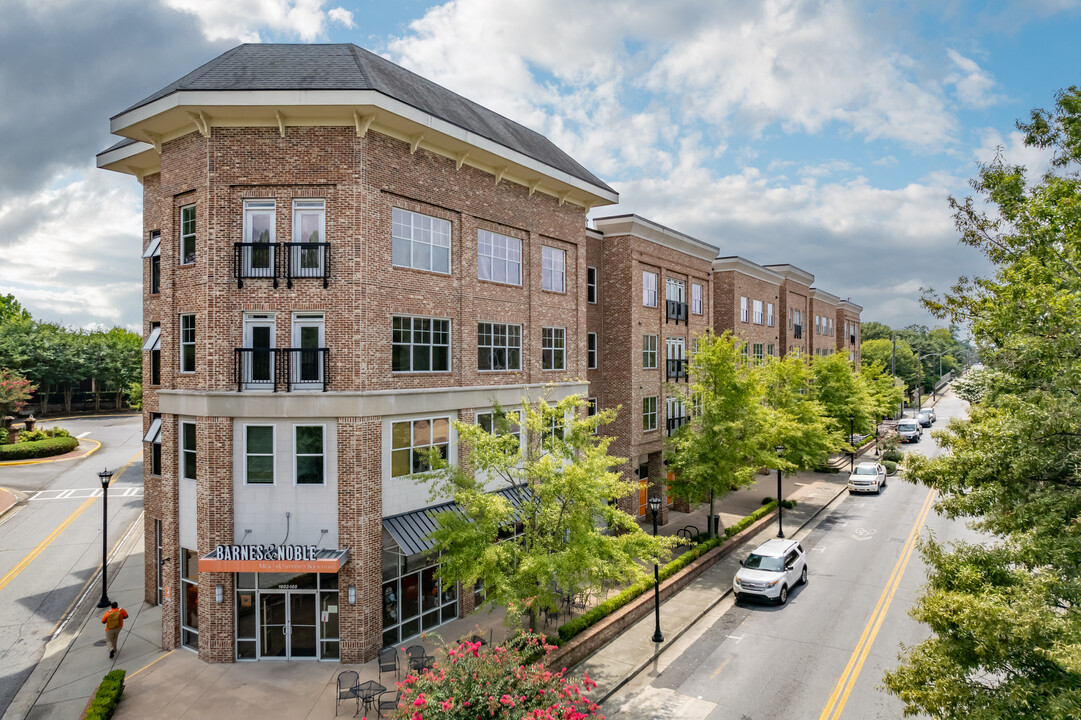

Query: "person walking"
(101, 601), (128, 659)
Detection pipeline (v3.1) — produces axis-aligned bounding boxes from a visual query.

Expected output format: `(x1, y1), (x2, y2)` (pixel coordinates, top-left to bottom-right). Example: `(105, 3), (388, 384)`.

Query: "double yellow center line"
(818, 487), (937, 720)
(0, 450), (141, 594)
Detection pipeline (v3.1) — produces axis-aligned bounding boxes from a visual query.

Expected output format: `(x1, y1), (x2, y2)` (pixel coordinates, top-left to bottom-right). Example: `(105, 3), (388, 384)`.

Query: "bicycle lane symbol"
(852, 528), (877, 542)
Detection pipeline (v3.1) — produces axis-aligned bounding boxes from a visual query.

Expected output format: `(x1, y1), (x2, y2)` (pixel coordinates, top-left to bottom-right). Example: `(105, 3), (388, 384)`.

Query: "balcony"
(794, 324), (802, 339)
(666, 414), (691, 436)
(850, 334), (856, 344)
(666, 300), (688, 325)
(234, 243), (331, 289)
(234, 347), (329, 391)
(666, 358), (688, 382)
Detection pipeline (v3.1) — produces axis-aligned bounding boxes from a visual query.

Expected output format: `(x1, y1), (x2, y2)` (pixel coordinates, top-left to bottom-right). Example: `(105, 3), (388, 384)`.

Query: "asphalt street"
(605, 392), (974, 720)
(0, 414), (143, 717)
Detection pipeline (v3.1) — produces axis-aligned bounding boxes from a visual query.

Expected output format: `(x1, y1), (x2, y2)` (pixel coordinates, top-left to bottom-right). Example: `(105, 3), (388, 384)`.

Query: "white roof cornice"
(712, 256), (784, 285)
(593, 214), (719, 262)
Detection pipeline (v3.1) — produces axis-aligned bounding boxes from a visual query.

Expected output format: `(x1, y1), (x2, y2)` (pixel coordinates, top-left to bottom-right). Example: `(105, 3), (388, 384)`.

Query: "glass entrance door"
(259, 591), (318, 659)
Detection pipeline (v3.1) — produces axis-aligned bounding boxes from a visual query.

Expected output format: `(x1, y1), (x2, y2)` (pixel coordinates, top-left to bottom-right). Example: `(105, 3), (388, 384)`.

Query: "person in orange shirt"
(101, 602), (129, 659)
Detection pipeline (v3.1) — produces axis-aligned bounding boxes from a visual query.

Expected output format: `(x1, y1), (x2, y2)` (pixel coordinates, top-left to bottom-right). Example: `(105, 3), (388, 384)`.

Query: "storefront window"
(381, 531), (459, 648)
(181, 548), (198, 650)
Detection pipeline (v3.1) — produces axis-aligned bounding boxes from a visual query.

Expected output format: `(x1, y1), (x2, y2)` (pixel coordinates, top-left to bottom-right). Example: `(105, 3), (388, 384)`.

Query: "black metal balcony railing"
(666, 300), (688, 325)
(666, 358), (688, 381)
(794, 324), (803, 339)
(234, 347), (329, 392)
(234, 243), (331, 289)
(666, 415), (691, 436)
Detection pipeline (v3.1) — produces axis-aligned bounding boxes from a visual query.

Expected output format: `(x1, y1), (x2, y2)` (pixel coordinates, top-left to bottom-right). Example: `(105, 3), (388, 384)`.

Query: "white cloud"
(327, 6), (354, 28)
(0, 166), (142, 329)
(163, 0), (332, 42)
(945, 49), (1003, 108)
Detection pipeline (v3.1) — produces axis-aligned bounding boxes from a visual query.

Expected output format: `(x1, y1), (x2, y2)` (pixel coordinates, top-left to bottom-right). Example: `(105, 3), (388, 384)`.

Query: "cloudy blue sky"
(0, 0), (1076, 333)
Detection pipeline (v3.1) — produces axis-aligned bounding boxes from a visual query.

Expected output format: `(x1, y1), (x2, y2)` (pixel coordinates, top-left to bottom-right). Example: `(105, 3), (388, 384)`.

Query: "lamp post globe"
(774, 444), (786, 538)
(648, 496), (664, 644)
(96, 468), (114, 609)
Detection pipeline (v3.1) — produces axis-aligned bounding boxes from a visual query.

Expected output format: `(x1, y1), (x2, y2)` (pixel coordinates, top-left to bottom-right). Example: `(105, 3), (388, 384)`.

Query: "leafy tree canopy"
(884, 87), (1081, 719)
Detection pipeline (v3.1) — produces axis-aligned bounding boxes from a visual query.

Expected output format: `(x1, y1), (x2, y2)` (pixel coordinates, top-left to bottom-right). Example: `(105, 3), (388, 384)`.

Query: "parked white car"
(897, 419), (922, 443)
(733, 538), (807, 605)
(848, 461), (887, 494)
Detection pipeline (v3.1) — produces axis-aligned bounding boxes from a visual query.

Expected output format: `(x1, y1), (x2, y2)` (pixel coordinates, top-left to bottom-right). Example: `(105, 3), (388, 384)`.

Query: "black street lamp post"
(849, 415), (856, 472)
(874, 417), (881, 457)
(775, 444), (786, 538)
(648, 496), (664, 644)
(96, 468), (114, 609)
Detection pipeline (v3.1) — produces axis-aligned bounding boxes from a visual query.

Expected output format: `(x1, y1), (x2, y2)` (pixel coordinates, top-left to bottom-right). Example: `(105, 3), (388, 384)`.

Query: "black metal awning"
(382, 486), (528, 557)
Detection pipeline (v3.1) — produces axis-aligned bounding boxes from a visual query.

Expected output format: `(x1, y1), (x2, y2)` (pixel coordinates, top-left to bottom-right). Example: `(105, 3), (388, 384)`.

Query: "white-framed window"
(392, 208), (451, 274)
(541, 327), (565, 370)
(587, 267), (598, 304)
(767, 343), (775, 357)
(643, 334), (657, 369)
(829, 318), (834, 336)
(767, 303), (775, 327)
(179, 314), (195, 373)
(294, 424), (325, 485)
(642, 396), (657, 432)
(144, 230), (162, 294)
(180, 421), (196, 480)
(477, 322), (521, 371)
(244, 199), (275, 244)
(788, 307), (793, 328)
(244, 425), (275, 485)
(794, 310), (802, 327)
(850, 350), (855, 362)
(753, 300), (763, 325)
(741, 343), (749, 362)
(666, 278), (685, 303)
(180, 204), (195, 265)
(586, 398), (598, 434)
(477, 409), (523, 449)
(392, 316), (450, 373)
(477, 229), (521, 285)
(753, 343), (764, 364)
(587, 332), (598, 369)
(144, 413), (162, 476)
(643, 271), (658, 307)
(740, 296), (748, 322)
(541, 246), (565, 292)
(691, 283), (703, 314)
(292, 199), (326, 276)
(391, 417), (450, 477)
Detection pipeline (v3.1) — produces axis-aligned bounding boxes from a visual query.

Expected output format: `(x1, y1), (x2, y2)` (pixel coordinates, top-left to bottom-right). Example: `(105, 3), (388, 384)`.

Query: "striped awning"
(383, 486), (529, 557)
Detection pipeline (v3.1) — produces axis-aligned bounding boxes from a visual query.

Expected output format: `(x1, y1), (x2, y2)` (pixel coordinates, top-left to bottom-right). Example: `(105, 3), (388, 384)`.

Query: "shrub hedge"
(556, 501), (779, 643)
(882, 460), (898, 475)
(0, 436), (78, 461)
(84, 669), (125, 720)
(882, 449), (903, 463)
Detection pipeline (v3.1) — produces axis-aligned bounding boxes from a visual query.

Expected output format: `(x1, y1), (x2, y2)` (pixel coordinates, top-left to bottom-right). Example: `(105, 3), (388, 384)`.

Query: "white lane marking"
(852, 528), (877, 542)
(28, 487), (144, 501)
(728, 635), (744, 642)
(76, 431), (91, 438)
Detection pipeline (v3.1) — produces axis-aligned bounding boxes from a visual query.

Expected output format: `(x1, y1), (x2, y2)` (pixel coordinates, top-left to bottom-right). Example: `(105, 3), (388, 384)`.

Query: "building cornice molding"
(809, 287), (841, 305)
(763, 263), (815, 287)
(593, 214), (719, 262)
(712, 256), (784, 285)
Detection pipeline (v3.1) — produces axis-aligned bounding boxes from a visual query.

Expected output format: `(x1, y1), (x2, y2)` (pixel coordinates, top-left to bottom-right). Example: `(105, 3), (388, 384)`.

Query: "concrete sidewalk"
(10, 468), (853, 720)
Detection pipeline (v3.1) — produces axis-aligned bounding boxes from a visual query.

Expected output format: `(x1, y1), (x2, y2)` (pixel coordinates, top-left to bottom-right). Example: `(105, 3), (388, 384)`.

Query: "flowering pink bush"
(392, 632), (603, 719)
(0, 368), (35, 418)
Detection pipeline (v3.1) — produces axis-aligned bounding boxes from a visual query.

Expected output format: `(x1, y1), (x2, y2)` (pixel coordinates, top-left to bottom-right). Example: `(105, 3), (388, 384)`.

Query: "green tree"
(0, 368), (36, 417)
(0, 294), (30, 324)
(860, 320), (893, 341)
(883, 87), (1081, 718)
(100, 327), (141, 409)
(756, 352), (843, 471)
(861, 337), (919, 389)
(858, 361), (904, 422)
(423, 394), (675, 631)
(811, 351), (874, 439)
(666, 331), (772, 535)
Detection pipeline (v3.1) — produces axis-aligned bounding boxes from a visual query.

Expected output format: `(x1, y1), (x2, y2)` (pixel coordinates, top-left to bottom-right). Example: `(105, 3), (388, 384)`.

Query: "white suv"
(733, 538), (808, 605)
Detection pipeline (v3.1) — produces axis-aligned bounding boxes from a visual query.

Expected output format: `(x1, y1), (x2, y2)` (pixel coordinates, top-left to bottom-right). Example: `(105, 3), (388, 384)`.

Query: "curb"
(0, 487), (26, 522)
(593, 479), (850, 705)
(2, 514), (145, 720)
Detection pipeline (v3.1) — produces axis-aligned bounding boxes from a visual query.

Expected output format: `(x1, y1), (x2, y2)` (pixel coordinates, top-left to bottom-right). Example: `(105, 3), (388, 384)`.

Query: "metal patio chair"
(377, 689), (402, 718)
(335, 670), (359, 717)
(377, 646), (400, 682)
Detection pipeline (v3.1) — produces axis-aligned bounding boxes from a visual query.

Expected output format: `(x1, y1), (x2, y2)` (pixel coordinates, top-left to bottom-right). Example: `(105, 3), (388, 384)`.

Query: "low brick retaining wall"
(547, 509), (778, 670)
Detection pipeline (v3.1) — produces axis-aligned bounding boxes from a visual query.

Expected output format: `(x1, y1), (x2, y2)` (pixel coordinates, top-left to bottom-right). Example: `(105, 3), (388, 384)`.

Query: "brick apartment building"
(98, 43), (618, 664)
(98, 43), (862, 665)
(587, 215), (718, 524)
(838, 300), (863, 363)
(809, 288), (840, 357)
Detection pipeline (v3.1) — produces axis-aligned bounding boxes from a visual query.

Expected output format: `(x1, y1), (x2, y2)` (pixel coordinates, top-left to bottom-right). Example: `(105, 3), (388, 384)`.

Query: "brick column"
(197, 416), (235, 663)
(159, 415), (181, 650)
(338, 417), (382, 663)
